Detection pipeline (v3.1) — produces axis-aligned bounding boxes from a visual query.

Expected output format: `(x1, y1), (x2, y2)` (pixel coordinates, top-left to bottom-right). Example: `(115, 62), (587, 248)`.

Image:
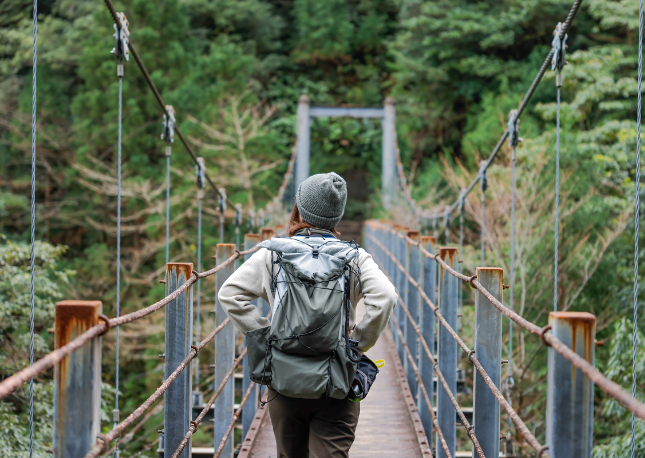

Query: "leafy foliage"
(1, 0), (644, 455)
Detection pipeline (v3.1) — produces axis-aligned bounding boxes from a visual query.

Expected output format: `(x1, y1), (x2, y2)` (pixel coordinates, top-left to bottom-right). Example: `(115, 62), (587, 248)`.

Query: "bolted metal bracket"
(111, 12), (130, 76)
(551, 22), (568, 88)
(218, 188), (227, 216)
(160, 105), (176, 155)
(258, 208), (265, 228)
(249, 209), (256, 231)
(507, 109), (520, 148)
(196, 157), (205, 199)
(479, 161), (488, 193)
(235, 203), (243, 227)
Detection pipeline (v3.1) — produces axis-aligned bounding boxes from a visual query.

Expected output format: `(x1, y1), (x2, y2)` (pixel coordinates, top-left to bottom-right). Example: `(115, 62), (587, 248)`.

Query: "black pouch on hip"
(347, 355), (381, 402)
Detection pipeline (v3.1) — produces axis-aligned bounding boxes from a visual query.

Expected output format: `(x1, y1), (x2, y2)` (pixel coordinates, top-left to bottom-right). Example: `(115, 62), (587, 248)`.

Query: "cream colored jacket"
(217, 239), (397, 352)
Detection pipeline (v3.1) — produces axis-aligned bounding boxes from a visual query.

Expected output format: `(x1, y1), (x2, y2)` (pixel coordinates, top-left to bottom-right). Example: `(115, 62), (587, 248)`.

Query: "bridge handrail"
(213, 382), (256, 458)
(391, 315), (452, 458)
(391, 304), (484, 458)
(371, 221), (645, 426)
(169, 348), (247, 458)
(368, 234), (548, 456)
(84, 318), (232, 458)
(0, 246), (258, 401)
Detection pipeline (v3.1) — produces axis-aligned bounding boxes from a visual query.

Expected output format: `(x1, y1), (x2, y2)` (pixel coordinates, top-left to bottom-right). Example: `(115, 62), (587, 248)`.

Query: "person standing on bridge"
(218, 172), (397, 458)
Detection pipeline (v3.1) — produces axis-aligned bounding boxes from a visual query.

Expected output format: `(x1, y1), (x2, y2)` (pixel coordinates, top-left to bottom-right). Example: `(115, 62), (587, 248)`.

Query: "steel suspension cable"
(195, 158), (205, 387)
(165, 154), (170, 263)
(480, 162), (487, 266)
(553, 85), (561, 312)
(195, 192), (202, 385)
(458, 194), (465, 331)
(111, 15), (129, 453)
(632, 1), (643, 455)
(113, 60), (123, 458)
(28, 0), (37, 455)
(441, 0), (582, 219)
(552, 20), (568, 314)
(507, 109), (519, 443)
(101, 0), (232, 208)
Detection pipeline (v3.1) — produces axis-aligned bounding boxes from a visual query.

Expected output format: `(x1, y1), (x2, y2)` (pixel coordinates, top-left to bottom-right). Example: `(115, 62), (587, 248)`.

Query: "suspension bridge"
(6, 0), (645, 456)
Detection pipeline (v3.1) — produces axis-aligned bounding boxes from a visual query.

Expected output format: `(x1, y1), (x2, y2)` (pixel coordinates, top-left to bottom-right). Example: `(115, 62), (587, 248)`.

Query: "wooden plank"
(238, 390), (270, 458)
(385, 329), (433, 457)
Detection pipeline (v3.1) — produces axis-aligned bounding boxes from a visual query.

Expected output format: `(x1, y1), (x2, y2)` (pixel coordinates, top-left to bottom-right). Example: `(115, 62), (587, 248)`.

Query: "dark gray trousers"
(268, 391), (360, 458)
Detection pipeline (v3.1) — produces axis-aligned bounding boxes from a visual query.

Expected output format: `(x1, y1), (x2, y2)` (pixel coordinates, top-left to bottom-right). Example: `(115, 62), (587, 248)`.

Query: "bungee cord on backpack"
(253, 235), (363, 405)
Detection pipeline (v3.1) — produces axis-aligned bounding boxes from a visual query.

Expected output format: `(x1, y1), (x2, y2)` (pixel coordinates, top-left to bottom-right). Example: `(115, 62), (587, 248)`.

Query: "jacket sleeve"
(351, 249), (397, 352)
(217, 249), (272, 335)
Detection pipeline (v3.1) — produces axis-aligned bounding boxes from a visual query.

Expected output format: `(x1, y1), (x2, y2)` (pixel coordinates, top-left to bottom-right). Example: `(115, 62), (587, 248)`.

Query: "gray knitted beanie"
(296, 172), (347, 230)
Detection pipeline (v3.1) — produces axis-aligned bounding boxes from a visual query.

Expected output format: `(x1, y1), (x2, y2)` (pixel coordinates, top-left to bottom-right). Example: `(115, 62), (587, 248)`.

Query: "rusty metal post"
(385, 226), (397, 340)
(242, 234), (261, 441)
(437, 247), (458, 458)
(406, 231), (420, 397)
(546, 312), (596, 458)
(417, 236), (436, 450)
(472, 267), (503, 458)
(53, 301), (102, 458)
(396, 229), (407, 363)
(214, 244), (237, 457)
(164, 263), (194, 458)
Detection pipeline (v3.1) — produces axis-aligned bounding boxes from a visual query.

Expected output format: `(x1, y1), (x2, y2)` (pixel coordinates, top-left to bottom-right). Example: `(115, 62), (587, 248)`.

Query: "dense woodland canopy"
(1, 0), (645, 456)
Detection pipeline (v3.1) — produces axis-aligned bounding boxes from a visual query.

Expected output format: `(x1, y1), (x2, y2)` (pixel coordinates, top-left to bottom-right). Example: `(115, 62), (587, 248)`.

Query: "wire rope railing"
(0, 246), (254, 400)
(389, 313), (455, 458)
(84, 318), (232, 458)
(368, 219), (645, 457)
(5, 214), (292, 457)
(367, 230), (549, 457)
(377, 221), (645, 422)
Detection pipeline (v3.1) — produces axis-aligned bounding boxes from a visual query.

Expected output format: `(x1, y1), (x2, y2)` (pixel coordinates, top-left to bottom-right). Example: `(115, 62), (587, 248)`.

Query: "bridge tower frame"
(294, 95), (397, 208)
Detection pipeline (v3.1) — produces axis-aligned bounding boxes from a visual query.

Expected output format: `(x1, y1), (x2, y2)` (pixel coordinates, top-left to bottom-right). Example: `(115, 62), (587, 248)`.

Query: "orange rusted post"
(418, 236), (436, 450)
(405, 230), (420, 397)
(546, 312), (596, 457)
(472, 267), (504, 458)
(437, 247), (458, 458)
(163, 262), (194, 458)
(260, 227), (275, 241)
(53, 300), (102, 458)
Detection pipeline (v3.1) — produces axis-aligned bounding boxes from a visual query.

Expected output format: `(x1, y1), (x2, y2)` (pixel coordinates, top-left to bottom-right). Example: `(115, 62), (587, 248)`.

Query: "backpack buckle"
(312, 248), (319, 259)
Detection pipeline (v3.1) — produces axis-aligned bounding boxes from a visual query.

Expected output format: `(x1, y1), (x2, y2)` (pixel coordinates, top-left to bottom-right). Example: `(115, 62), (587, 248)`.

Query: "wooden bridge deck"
(240, 302), (431, 458)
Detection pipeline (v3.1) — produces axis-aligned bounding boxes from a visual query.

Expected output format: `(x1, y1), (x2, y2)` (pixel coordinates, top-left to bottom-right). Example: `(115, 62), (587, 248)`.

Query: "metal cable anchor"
(161, 105), (176, 156)
(551, 22), (568, 87)
(111, 12), (130, 76)
(507, 109), (521, 148)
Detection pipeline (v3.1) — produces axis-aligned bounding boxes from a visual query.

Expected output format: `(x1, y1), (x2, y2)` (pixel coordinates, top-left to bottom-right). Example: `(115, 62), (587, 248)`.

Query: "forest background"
(1, 0), (645, 456)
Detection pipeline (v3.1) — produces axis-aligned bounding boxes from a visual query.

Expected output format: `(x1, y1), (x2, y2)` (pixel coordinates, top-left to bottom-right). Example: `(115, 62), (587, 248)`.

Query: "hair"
(288, 203), (341, 237)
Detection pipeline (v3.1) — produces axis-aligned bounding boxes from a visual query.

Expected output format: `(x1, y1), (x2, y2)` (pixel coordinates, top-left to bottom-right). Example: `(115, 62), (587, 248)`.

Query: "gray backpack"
(245, 234), (362, 400)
